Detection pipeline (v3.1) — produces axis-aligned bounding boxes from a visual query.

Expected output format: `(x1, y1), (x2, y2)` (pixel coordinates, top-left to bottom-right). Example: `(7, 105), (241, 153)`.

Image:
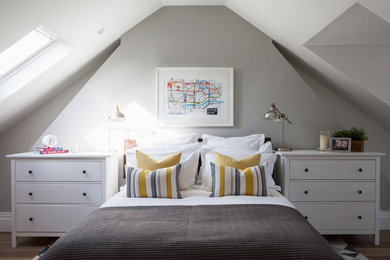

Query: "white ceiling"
(0, 0), (389, 133)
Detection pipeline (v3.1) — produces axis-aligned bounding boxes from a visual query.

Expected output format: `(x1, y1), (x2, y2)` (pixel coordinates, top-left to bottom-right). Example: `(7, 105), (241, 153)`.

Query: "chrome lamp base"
(276, 147), (292, 152)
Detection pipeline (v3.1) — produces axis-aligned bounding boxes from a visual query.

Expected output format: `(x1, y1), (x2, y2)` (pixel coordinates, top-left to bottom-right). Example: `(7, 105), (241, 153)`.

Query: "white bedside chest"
(7, 152), (119, 247)
(275, 150), (384, 245)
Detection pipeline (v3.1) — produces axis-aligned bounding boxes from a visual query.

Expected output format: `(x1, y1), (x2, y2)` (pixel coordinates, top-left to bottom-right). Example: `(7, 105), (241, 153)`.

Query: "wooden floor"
(331, 231), (390, 260)
(0, 233), (57, 260)
(1, 232), (390, 259)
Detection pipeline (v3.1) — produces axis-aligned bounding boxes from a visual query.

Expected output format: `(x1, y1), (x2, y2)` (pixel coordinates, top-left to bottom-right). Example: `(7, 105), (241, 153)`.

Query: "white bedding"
(101, 186), (294, 208)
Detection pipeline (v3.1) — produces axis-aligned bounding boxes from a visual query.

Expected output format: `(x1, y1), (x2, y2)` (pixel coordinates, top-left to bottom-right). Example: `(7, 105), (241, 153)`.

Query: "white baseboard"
(0, 210), (390, 232)
(0, 212), (11, 232)
(380, 211), (390, 230)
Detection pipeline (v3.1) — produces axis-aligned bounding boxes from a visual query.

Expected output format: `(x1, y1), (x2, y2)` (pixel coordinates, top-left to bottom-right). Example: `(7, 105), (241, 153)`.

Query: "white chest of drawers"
(7, 152), (119, 247)
(275, 150), (384, 245)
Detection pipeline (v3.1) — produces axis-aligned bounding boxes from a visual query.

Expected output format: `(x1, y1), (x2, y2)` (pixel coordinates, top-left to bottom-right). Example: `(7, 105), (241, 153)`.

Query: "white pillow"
(202, 133), (265, 150)
(126, 143), (200, 190)
(199, 142), (278, 191)
(258, 141), (272, 153)
(260, 152), (278, 189)
(135, 133), (199, 148)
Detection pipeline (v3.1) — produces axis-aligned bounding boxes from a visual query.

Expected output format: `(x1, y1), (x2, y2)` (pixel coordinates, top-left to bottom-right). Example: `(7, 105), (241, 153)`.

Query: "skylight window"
(0, 27), (57, 81)
(0, 27), (71, 102)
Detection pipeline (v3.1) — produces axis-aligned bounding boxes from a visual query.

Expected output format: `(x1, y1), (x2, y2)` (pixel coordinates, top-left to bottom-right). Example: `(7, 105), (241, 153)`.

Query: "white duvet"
(101, 186), (294, 208)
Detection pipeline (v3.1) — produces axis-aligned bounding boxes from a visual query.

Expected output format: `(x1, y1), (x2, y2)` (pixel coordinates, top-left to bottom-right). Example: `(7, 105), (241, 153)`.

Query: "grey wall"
(32, 6), (341, 151)
(0, 70), (94, 211)
(0, 42), (119, 212)
(29, 6), (345, 188)
(274, 41), (390, 210)
(1, 6), (349, 212)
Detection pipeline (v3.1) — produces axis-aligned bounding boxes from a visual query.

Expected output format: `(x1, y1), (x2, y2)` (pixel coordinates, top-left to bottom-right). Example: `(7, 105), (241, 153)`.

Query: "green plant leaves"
(332, 126), (368, 141)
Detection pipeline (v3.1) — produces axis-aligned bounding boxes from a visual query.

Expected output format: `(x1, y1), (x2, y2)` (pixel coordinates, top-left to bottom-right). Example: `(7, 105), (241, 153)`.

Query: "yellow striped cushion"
(214, 152), (261, 169)
(136, 150), (181, 170)
(210, 162), (267, 197)
(126, 164), (182, 199)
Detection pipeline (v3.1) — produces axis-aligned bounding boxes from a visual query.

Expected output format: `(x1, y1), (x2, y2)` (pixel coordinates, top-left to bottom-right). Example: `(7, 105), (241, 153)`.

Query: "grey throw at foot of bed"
(41, 204), (342, 260)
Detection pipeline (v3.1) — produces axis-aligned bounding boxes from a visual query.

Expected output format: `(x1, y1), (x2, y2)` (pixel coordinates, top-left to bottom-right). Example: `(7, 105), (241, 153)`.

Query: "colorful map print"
(166, 78), (224, 115)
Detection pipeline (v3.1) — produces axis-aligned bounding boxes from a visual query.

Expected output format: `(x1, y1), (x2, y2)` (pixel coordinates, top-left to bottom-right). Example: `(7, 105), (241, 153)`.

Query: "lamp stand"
(107, 120), (118, 153)
(108, 119), (111, 152)
(106, 104), (125, 153)
(276, 116), (291, 151)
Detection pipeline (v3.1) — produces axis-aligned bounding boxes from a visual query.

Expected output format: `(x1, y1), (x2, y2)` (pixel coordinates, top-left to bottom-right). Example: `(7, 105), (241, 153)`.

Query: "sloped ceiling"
(226, 0), (390, 130)
(305, 3), (390, 46)
(0, 0), (162, 133)
(305, 3), (390, 108)
(1, 0), (389, 133)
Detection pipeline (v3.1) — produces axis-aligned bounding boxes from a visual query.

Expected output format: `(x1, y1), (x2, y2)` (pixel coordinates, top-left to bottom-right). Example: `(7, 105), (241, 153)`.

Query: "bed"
(40, 188), (341, 259)
(40, 134), (342, 259)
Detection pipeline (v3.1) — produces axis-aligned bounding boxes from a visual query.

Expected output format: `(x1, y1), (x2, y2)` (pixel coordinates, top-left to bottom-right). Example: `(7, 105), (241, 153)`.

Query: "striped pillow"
(126, 164), (182, 199)
(210, 162), (267, 197)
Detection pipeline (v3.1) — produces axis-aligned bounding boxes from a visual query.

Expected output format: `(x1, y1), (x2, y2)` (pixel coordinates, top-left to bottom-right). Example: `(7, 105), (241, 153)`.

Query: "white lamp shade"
(108, 104), (125, 121)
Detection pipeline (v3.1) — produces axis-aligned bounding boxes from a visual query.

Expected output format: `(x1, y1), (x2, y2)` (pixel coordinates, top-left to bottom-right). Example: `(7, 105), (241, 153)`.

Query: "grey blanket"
(41, 204), (342, 260)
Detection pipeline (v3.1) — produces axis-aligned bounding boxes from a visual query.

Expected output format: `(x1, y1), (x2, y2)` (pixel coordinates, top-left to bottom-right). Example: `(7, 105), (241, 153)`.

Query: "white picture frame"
(157, 67), (234, 127)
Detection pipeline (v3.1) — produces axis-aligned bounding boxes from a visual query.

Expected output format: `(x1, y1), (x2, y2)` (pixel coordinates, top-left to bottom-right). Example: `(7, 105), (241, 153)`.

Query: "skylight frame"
(0, 27), (59, 83)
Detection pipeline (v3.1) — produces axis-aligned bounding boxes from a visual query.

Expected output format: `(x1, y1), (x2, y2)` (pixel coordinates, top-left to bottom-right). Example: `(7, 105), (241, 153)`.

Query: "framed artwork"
(330, 137), (351, 152)
(157, 67), (234, 127)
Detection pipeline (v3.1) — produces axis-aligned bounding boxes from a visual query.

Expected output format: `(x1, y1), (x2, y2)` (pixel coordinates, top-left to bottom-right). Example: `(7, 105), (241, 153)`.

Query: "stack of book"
(35, 147), (69, 154)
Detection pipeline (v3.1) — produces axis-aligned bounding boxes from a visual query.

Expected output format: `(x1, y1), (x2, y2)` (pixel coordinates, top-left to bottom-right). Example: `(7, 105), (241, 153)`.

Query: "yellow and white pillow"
(126, 164), (182, 199)
(200, 143), (278, 191)
(136, 150), (181, 170)
(126, 143), (200, 190)
(210, 162), (267, 197)
(214, 152), (261, 169)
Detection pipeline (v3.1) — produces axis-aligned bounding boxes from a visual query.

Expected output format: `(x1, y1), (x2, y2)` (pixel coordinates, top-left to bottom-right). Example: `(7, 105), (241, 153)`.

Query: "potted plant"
(333, 127), (368, 152)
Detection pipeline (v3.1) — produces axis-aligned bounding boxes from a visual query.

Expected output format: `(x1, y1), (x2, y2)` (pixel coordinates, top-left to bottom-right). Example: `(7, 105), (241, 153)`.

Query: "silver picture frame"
(330, 137), (351, 152)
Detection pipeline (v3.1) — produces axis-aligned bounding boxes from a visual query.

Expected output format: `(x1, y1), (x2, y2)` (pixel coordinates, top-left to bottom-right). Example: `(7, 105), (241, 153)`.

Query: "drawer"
(290, 160), (375, 180)
(16, 205), (98, 232)
(15, 183), (102, 204)
(294, 203), (375, 231)
(15, 161), (102, 182)
(289, 181), (375, 202)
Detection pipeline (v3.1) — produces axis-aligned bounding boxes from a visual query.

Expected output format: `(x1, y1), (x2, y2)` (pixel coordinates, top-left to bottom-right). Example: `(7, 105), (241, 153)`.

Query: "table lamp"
(263, 102), (292, 151)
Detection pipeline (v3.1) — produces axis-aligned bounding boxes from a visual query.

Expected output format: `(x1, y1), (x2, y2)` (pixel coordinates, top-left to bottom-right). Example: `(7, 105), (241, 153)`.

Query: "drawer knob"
(28, 170), (32, 174)
(82, 170), (86, 174)
(358, 168), (363, 172)
(29, 217), (33, 221)
(304, 168), (309, 172)
(304, 216), (308, 220)
(358, 216), (362, 219)
(28, 192), (32, 196)
(304, 190), (308, 194)
(358, 190), (363, 194)
(83, 192), (87, 196)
